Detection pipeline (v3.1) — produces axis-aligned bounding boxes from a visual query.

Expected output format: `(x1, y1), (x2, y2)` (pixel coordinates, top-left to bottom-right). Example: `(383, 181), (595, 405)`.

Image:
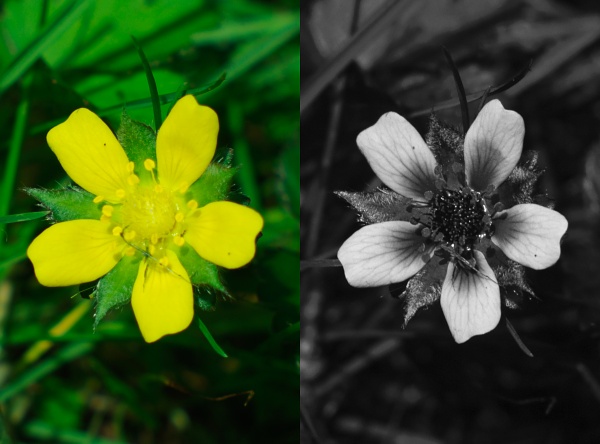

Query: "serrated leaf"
(94, 255), (140, 327)
(26, 187), (101, 222)
(117, 112), (156, 166)
(335, 189), (412, 224)
(186, 162), (238, 207)
(177, 244), (226, 294)
(400, 259), (446, 326)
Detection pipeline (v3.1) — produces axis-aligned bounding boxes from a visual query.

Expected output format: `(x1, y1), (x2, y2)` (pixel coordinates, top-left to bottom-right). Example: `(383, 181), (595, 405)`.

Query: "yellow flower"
(27, 95), (263, 342)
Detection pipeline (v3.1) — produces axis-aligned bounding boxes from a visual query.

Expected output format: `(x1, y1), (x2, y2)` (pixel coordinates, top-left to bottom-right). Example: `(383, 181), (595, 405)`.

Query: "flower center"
(425, 187), (491, 250)
(121, 185), (177, 240)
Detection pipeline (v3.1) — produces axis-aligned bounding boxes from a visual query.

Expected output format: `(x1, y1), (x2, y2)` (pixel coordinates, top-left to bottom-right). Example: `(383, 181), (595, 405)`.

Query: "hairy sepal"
(26, 186), (102, 222)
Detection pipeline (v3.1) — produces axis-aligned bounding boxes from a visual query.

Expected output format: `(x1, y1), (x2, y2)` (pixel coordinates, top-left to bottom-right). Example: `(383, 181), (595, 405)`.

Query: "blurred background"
(301, 0), (600, 443)
(0, 0), (299, 442)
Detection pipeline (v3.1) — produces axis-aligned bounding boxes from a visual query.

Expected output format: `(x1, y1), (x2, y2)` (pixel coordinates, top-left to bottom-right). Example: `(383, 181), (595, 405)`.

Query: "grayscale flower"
(338, 100), (568, 343)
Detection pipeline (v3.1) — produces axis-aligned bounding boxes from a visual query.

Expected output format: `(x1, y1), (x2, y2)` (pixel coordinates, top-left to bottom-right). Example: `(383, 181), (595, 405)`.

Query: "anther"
(124, 247), (136, 256)
(187, 200), (198, 210)
(150, 233), (159, 245)
(127, 161), (135, 173)
(93, 195), (104, 204)
(154, 184), (163, 193)
(421, 227), (432, 238)
(116, 189), (126, 199)
(112, 226), (123, 236)
(175, 212), (185, 223)
(102, 205), (114, 217)
(173, 235), (185, 247)
(424, 191), (434, 201)
(159, 256), (169, 267)
(144, 159), (156, 171)
(127, 174), (140, 185)
(148, 245), (156, 255)
(124, 230), (136, 241)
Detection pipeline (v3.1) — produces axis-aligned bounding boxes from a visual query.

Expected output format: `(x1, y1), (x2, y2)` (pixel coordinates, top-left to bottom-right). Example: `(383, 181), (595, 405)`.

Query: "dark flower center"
(427, 188), (490, 250)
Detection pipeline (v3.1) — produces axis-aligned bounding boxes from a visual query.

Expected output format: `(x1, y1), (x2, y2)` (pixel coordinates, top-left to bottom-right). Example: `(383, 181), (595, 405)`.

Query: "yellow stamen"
(144, 159), (156, 171)
(150, 233), (159, 245)
(175, 212), (184, 223)
(127, 161), (135, 173)
(148, 245), (156, 255)
(154, 184), (163, 193)
(112, 226), (123, 236)
(100, 215), (111, 222)
(173, 235), (185, 247)
(178, 185), (189, 194)
(116, 189), (126, 199)
(159, 256), (169, 267)
(127, 174), (140, 185)
(93, 195), (104, 204)
(124, 230), (136, 241)
(124, 247), (136, 256)
(187, 200), (198, 210)
(102, 205), (114, 217)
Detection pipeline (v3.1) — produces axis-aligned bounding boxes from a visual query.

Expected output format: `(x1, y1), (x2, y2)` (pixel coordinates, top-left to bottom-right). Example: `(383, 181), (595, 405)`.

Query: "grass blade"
(197, 317), (228, 358)
(0, 342), (93, 403)
(0, 0), (91, 95)
(0, 211), (48, 225)
(131, 36), (162, 130)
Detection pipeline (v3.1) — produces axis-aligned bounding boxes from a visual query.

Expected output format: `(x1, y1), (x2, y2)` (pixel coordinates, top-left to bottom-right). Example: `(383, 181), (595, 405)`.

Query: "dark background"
(301, 1), (600, 443)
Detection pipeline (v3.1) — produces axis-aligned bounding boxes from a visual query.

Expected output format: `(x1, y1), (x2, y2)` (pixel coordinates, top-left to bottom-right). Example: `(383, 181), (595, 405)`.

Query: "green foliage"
(93, 255), (140, 327)
(0, 0), (299, 442)
(117, 111), (157, 166)
(25, 186), (101, 222)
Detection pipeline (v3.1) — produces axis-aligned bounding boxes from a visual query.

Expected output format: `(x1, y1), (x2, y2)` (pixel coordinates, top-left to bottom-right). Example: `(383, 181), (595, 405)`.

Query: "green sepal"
(186, 157), (238, 207)
(117, 111), (156, 166)
(177, 244), (227, 311)
(93, 255), (141, 328)
(26, 186), (101, 222)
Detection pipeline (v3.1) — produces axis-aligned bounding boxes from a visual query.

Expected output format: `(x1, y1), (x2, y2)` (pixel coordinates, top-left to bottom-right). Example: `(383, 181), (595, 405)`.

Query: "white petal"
(491, 204), (568, 270)
(441, 251), (501, 343)
(357, 112), (438, 200)
(464, 100), (524, 191)
(338, 221), (431, 287)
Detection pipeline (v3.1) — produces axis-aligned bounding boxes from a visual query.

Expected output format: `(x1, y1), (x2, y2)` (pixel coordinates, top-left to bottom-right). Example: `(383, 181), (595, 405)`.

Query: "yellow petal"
(47, 108), (130, 202)
(131, 250), (194, 343)
(186, 201), (263, 269)
(156, 95), (219, 191)
(28, 220), (123, 286)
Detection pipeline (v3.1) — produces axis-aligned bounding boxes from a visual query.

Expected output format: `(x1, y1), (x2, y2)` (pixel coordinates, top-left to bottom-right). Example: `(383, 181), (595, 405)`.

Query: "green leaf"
(0, 211), (48, 224)
(94, 255), (140, 327)
(26, 186), (101, 222)
(177, 245), (225, 294)
(117, 112), (156, 166)
(186, 161), (238, 207)
(197, 317), (228, 358)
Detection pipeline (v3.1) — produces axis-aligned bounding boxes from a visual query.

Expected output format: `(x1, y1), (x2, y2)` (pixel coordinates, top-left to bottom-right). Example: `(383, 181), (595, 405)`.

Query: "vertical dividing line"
(0, 73), (33, 231)
(228, 102), (262, 211)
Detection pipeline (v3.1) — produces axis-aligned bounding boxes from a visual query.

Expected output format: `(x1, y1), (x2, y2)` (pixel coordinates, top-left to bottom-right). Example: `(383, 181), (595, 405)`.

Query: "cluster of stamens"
(95, 159), (199, 266)
(412, 187), (493, 258)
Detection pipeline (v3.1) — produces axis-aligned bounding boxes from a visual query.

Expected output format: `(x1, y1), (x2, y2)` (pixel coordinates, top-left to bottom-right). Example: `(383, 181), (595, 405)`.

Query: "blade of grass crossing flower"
(131, 35), (162, 130)
(0, 211), (48, 225)
(197, 317), (228, 358)
(0, 74), (33, 225)
(0, 0), (91, 95)
(28, 74), (227, 136)
(443, 47), (470, 134)
(228, 102), (262, 210)
(0, 342), (93, 403)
